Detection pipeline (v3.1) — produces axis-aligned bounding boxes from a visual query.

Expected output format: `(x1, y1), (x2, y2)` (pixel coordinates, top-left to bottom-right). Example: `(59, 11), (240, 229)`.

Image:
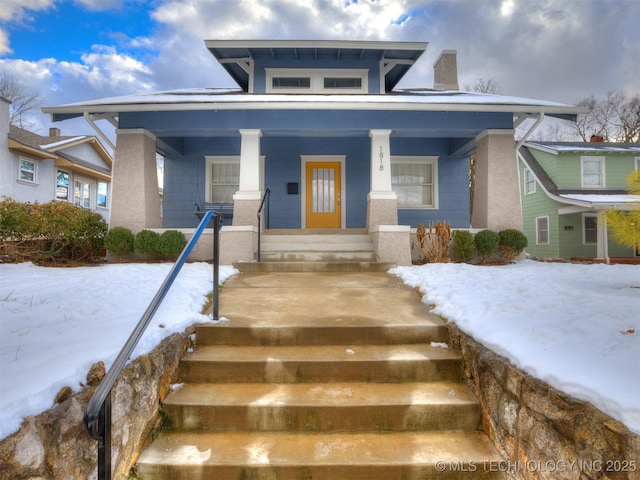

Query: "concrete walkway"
(214, 270), (439, 328)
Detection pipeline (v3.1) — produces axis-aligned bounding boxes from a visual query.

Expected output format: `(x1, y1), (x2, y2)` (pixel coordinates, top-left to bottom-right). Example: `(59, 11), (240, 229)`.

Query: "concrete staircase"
(134, 271), (503, 479)
(245, 229), (395, 273)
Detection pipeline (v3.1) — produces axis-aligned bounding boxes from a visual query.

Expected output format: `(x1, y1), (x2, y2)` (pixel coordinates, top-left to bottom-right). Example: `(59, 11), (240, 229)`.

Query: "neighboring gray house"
(1, 97), (112, 221)
(43, 39), (583, 264)
(518, 139), (640, 263)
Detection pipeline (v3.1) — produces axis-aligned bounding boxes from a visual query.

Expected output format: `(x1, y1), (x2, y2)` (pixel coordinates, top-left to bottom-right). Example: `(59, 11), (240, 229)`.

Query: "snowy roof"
(43, 88), (584, 122)
(526, 141), (640, 154)
(559, 193), (640, 204)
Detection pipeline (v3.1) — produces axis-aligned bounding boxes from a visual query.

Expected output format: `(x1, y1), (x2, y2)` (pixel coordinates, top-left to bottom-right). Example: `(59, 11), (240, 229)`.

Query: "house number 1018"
(379, 146), (384, 171)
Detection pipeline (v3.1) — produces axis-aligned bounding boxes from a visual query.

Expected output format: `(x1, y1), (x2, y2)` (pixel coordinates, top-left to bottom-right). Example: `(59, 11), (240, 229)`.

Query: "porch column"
(110, 129), (161, 231)
(471, 129), (522, 231)
(367, 130), (411, 266)
(596, 214), (610, 264)
(367, 129), (398, 229)
(232, 129), (262, 226)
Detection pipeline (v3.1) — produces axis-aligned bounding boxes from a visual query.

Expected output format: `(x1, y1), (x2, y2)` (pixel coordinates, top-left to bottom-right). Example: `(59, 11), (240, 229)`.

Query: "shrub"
(451, 230), (475, 263)
(416, 222), (451, 263)
(104, 227), (135, 260)
(474, 229), (499, 264)
(158, 230), (187, 259)
(0, 198), (107, 263)
(498, 229), (528, 262)
(135, 229), (161, 259)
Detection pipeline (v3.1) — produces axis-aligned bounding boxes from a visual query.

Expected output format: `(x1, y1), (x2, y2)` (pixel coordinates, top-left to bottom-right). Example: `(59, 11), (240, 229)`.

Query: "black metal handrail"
(257, 188), (271, 262)
(85, 210), (222, 479)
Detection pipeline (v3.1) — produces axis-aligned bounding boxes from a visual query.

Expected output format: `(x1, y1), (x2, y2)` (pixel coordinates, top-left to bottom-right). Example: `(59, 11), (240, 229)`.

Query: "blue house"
(43, 40), (582, 264)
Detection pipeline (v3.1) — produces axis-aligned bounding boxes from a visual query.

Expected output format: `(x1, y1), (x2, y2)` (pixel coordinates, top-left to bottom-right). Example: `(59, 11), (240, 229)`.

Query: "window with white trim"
(266, 69), (367, 94)
(583, 213), (598, 245)
(391, 156), (438, 208)
(56, 170), (70, 200)
(19, 157), (37, 183)
(97, 182), (108, 208)
(536, 216), (549, 245)
(581, 156), (605, 188)
(524, 168), (536, 195)
(205, 156), (240, 203)
(74, 178), (93, 209)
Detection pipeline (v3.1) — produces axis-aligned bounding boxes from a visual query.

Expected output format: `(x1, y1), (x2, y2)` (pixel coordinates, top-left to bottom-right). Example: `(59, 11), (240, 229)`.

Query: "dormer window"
(266, 69), (367, 94)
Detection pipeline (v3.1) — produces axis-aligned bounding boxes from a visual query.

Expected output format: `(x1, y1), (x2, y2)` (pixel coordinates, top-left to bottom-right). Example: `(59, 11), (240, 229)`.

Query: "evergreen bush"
(474, 229), (499, 264)
(158, 230), (187, 259)
(135, 229), (161, 259)
(104, 226), (135, 260)
(498, 228), (528, 262)
(0, 198), (107, 263)
(451, 230), (475, 263)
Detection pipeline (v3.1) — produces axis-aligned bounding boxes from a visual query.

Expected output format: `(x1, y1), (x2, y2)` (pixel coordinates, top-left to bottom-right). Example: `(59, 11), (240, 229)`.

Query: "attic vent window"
(266, 68), (367, 93)
(272, 77), (311, 89)
(324, 77), (362, 89)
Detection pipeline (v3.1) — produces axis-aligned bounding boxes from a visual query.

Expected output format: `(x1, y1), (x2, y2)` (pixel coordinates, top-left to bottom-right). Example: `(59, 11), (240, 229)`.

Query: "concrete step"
(195, 323), (449, 346)
(135, 431), (503, 480)
(257, 231), (378, 264)
(179, 344), (463, 384)
(233, 261), (395, 272)
(162, 382), (481, 432)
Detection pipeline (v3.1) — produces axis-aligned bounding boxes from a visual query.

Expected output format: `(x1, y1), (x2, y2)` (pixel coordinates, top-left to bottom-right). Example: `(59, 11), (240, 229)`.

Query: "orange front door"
(306, 162), (341, 228)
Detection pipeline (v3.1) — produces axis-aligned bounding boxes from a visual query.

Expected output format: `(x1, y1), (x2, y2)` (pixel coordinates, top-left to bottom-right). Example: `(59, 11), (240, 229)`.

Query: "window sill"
(17, 179), (39, 187)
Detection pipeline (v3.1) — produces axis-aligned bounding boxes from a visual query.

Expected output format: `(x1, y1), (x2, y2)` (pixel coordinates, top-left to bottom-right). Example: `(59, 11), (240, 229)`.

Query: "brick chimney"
(49, 127), (61, 137)
(433, 50), (459, 91)
(590, 134), (604, 142)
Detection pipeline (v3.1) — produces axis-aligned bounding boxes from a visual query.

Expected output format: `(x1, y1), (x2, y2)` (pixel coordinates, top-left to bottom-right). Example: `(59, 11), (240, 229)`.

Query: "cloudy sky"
(0, 0), (638, 136)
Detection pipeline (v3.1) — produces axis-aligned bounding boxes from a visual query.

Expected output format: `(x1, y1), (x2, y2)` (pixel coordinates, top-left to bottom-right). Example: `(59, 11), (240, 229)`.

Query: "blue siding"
(161, 134), (469, 229)
(163, 137), (239, 228)
(120, 110), (513, 140)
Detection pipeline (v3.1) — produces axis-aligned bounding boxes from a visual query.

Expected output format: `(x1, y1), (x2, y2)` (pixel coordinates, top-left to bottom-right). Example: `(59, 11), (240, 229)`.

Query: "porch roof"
(43, 88), (583, 123)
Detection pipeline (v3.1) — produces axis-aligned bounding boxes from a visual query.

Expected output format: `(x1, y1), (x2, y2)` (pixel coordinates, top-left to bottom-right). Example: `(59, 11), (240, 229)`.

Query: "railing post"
(212, 213), (220, 321)
(97, 392), (112, 480)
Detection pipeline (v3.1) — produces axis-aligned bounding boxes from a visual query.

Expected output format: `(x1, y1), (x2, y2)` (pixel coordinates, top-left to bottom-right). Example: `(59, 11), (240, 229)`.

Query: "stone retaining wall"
(0, 329), (193, 480)
(448, 324), (640, 480)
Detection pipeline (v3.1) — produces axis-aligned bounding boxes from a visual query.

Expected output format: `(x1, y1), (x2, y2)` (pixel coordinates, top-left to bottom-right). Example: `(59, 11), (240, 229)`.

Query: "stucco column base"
(471, 129), (522, 231)
(231, 195), (261, 227)
(219, 226), (257, 264)
(366, 194), (399, 230)
(111, 129), (162, 231)
(370, 225), (411, 266)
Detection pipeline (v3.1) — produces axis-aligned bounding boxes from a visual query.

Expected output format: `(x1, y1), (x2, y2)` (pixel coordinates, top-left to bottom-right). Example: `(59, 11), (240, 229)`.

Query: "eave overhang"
(43, 91), (585, 123)
(204, 39), (428, 93)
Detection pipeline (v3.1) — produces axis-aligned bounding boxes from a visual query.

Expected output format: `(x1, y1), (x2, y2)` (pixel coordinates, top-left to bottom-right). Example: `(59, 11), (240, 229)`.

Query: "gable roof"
(518, 144), (639, 211)
(525, 141), (640, 154)
(8, 125), (113, 177)
(205, 39), (427, 93)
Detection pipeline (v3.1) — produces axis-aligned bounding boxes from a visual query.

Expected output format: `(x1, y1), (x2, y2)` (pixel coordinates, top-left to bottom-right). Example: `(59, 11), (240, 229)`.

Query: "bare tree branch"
(0, 73), (42, 129)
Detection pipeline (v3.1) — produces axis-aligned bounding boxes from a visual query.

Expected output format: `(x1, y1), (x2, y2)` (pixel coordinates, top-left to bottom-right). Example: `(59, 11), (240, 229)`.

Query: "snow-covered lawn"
(0, 260), (638, 441)
(391, 261), (640, 436)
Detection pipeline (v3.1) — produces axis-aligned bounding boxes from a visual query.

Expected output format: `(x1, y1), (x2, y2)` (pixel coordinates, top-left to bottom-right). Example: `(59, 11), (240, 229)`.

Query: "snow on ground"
(0, 260), (638, 441)
(391, 260), (640, 435)
(0, 262), (238, 440)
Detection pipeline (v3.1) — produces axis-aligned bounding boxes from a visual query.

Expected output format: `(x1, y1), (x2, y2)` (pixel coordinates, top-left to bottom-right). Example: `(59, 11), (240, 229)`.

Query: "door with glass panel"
(305, 162), (341, 228)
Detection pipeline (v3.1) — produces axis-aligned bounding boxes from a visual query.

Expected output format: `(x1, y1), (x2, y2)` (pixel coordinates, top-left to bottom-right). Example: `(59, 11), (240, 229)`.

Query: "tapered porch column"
(367, 129), (398, 229)
(110, 129), (161, 231)
(232, 129), (262, 226)
(471, 129), (522, 230)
